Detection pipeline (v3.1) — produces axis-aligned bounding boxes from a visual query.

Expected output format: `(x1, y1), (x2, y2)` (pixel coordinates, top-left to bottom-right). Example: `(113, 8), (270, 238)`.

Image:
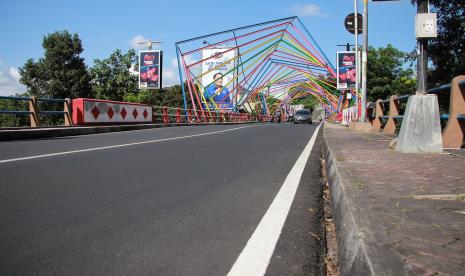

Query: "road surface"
(0, 123), (323, 276)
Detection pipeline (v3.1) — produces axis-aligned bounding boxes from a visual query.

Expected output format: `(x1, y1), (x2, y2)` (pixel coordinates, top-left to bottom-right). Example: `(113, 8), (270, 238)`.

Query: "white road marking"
(0, 125), (255, 164)
(227, 123), (322, 276)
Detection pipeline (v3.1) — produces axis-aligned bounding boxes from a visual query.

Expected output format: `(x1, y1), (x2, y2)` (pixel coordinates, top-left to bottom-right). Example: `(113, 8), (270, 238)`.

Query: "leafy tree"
(266, 96), (279, 108)
(19, 30), (91, 99)
(411, 0), (465, 86)
(367, 44), (416, 101)
(90, 49), (138, 101)
(291, 94), (320, 110)
(124, 84), (187, 108)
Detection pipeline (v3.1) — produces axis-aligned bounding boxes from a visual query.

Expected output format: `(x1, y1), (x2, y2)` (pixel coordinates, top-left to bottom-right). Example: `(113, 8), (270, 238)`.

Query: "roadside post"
(396, 0), (443, 153)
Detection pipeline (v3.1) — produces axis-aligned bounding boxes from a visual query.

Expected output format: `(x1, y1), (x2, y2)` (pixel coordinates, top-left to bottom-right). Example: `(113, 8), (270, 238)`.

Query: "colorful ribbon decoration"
(175, 16), (340, 117)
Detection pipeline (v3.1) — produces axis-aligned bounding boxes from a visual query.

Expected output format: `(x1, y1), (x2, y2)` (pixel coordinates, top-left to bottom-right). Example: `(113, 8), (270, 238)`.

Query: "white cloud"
(163, 68), (179, 87)
(9, 67), (21, 81)
(171, 58), (178, 67)
(129, 34), (148, 49)
(171, 55), (199, 67)
(162, 56), (202, 87)
(164, 69), (176, 79)
(289, 3), (327, 17)
(0, 62), (26, 96)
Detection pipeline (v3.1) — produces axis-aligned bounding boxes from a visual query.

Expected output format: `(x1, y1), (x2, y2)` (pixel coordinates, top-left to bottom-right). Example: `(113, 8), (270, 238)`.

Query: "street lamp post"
(360, 0), (368, 122)
(354, 0), (360, 99)
(137, 40), (163, 50)
(416, 0), (428, 94)
(395, 0), (442, 153)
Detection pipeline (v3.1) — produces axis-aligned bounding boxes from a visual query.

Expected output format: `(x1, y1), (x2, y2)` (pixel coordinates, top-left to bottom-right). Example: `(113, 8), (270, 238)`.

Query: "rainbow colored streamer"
(175, 16), (340, 116)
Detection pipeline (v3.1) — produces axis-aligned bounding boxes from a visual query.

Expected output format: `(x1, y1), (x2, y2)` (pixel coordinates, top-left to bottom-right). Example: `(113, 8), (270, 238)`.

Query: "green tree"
(290, 94), (320, 110)
(90, 49), (138, 101)
(367, 44), (416, 101)
(124, 84), (186, 108)
(266, 96), (279, 108)
(411, 0), (465, 86)
(19, 30), (91, 99)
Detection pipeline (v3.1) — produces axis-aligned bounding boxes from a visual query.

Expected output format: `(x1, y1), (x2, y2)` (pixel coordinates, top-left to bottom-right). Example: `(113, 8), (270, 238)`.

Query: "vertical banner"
(139, 50), (163, 89)
(337, 51), (356, 90)
(201, 48), (236, 109)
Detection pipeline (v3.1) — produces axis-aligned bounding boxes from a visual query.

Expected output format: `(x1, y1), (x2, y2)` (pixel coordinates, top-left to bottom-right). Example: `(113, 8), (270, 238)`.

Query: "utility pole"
(360, 0), (368, 122)
(337, 43), (355, 111)
(416, 0), (428, 94)
(396, 0), (442, 153)
(354, 0), (360, 111)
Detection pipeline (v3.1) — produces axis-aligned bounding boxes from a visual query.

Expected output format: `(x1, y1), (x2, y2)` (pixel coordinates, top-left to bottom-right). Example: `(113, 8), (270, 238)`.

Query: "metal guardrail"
(0, 96), (31, 101)
(372, 76), (465, 148)
(428, 83), (451, 94)
(38, 111), (67, 115)
(377, 80), (465, 108)
(457, 114), (465, 121)
(0, 96), (72, 127)
(151, 105), (272, 124)
(396, 94), (410, 101)
(0, 96), (272, 128)
(390, 114), (454, 121)
(37, 98), (67, 103)
(0, 97), (271, 127)
(0, 110), (33, 115)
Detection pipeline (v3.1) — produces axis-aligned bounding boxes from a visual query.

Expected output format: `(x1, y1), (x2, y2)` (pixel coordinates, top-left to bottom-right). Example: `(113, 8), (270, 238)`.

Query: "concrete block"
(396, 95), (443, 153)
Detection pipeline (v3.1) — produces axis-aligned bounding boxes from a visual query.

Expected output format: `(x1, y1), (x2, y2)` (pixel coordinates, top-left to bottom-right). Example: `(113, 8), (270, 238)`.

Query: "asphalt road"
(0, 123), (323, 276)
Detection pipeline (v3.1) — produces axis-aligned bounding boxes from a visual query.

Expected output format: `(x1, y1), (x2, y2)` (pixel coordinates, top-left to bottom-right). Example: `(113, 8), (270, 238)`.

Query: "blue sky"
(0, 0), (417, 95)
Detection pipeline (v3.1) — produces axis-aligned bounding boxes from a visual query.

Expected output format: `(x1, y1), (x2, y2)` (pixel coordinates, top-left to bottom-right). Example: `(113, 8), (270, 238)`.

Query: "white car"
(293, 109), (312, 124)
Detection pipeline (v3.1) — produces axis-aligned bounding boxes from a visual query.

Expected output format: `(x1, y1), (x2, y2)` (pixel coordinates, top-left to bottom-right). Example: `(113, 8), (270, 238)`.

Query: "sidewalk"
(323, 122), (465, 275)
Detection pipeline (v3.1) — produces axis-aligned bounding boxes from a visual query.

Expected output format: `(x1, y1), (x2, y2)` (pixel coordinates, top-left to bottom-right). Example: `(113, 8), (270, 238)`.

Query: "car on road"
(293, 109), (312, 124)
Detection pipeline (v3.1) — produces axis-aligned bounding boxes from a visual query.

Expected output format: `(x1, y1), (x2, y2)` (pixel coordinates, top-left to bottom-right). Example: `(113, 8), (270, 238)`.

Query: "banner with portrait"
(201, 48), (236, 109)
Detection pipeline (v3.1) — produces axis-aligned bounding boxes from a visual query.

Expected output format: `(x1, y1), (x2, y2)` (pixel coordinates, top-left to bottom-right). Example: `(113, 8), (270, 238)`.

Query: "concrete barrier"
(373, 75), (465, 149)
(72, 98), (153, 125)
(442, 76), (465, 148)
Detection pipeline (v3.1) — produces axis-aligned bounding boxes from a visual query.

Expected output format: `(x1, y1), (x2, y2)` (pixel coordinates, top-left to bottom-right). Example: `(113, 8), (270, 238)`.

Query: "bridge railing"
(0, 96), (72, 127)
(372, 75), (465, 148)
(152, 106), (272, 124)
(0, 96), (272, 128)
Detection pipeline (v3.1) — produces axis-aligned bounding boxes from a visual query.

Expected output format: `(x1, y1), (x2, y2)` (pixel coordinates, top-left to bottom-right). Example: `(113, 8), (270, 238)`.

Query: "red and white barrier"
(342, 106), (358, 126)
(72, 98), (153, 125)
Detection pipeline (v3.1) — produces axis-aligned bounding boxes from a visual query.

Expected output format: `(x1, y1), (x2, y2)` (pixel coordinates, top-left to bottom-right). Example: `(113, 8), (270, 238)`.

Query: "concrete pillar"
(64, 98), (73, 126)
(383, 95), (399, 135)
(442, 76), (465, 148)
(372, 99), (384, 132)
(396, 95), (443, 153)
(28, 96), (40, 127)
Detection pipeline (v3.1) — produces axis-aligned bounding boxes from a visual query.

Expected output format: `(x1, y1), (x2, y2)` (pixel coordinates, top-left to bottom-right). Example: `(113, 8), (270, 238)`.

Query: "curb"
(0, 122), (261, 141)
(322, 124), (407, 276)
